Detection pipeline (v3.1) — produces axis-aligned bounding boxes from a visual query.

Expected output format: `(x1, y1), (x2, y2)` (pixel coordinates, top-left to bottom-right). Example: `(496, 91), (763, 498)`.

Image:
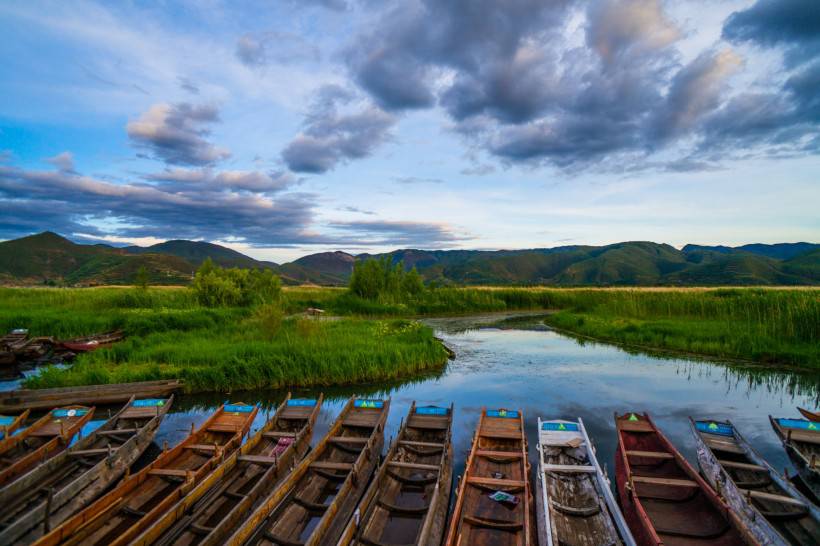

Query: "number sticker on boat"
(777, 418), (820, 431)
(133, 399), (166, 407)
(487, 409), (519, 418)
(695, 421), (734, 437)
(415, 406), (448, 416)
(542, 422), (579, 431)
(287, 399), (317, 406)
(224, 404), (255, 413)
(354, 400), (384, 409)
(53, 409), (89, 418)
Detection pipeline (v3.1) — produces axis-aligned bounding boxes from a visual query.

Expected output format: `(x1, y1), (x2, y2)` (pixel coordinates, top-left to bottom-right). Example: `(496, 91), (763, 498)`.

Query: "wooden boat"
(0, 409), (30, 439)
(337, 402), (454, 546)
(798, 408), (820, 422)
(34, 402), (258, 546)
(0, 379), (183, 412)
(59, 331), (124, 352)
(132, 393), (323, 546)
(691, 418), (820, 545)
(615, 412), (756, 546)
(0, 405), (95, 488)
(445, 407), (534, 546)
(770, 416), (820, 501)
(0, 397), (173, 545)
(536, 418), (636, 546)
(225, 397), (390, 546)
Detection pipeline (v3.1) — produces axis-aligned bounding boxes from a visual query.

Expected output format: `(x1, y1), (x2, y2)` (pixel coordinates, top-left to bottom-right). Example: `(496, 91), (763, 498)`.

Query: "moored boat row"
(1, 398), (818, 546)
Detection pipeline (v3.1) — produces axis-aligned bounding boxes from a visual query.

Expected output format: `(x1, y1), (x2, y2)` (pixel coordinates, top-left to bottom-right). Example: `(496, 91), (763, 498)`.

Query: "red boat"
(59, 330), (124, 352)
(614, 412), (757, 546)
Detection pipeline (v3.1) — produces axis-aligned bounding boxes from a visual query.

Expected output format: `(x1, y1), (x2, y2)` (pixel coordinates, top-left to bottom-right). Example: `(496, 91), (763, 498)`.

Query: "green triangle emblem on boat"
(709, 422), (718, 430)
(558, 423), (566, 430)
(810, 423), (818, 430)
(628, 413), (639, 421)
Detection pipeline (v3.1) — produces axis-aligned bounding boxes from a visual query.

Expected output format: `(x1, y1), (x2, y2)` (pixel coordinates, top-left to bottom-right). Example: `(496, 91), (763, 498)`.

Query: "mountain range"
(0, 232), (818, 287)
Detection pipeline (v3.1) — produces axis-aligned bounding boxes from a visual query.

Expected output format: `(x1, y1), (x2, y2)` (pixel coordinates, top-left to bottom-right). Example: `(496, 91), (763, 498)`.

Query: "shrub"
(192, 258), (282, 307)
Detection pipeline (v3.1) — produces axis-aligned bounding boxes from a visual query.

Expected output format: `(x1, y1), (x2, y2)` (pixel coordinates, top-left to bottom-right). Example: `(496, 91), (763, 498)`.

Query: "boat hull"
(770, 416), (820, 502)
(0, 380), (182, 412)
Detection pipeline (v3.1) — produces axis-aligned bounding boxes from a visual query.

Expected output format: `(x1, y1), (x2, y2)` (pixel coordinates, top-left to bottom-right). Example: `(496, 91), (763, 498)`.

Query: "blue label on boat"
(696, 421), (734, 437)
(354, 400), (383, 409)
(287, 399), (316, 407)
(542, 422), (579, 432)
(487, 409), (518, 419)
(224, 404), (254, 413)
(133, 399), (166, 407)
(777, 418), (820, 431)
(415, 406), (448, 416)
(53, 409), (89, 418)
(0, 416), (14, 426)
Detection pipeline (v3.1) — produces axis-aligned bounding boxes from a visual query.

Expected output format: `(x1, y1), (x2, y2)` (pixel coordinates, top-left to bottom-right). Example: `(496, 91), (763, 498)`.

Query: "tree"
(135, 265), (150, 290)
(191, 259), (282, 307)
(349, 257), (426, 302)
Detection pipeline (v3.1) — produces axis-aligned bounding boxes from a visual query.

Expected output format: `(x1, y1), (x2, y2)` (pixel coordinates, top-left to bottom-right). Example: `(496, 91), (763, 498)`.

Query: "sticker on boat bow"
(628, 413), (640, 421)
(777, 418), (820, 431)
(695, 421), (734, 437)
(53, 409), (89, 418)
(542, 422), (579, 432)
(133, 399), (166, 407)
(287, 398), (317, 407)
(354, 400), (383, 409)
(415, 406), (448, 416)
(487, 409), (519, 418)
(224, 404), (255, 413)
(0, 416), (14, 426)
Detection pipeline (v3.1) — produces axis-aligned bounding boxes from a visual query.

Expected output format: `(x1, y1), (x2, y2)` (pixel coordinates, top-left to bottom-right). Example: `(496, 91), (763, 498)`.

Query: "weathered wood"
(770, 415), (820, 501)
(387, 461), (439, 471)
(625, 450), (673, 459)
(631, 476), (699, 488)
(0, 380), (182, 413)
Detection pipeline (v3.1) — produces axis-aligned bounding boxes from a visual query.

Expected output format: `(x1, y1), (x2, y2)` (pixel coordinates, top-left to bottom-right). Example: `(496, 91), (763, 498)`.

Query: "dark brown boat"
(132, 393), (323, 546)
(0, 410), (30, 439)
(445, 407), (534, 546)
(0, 397), (172, 545)
(59, 331), (124, 353)
(770, 416), (820, 502)
(225, 397), (390, 546)
(0, 405), (95, 488)
(34, 402), (258, 546)
(798, 408), (820, 422)
(0, 379), (183, 412)
(338, 402), (454, 546)
(615, 412), (757, 546)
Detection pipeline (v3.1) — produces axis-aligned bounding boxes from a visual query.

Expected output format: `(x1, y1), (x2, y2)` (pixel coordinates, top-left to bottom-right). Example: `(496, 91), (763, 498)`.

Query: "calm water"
(11, 313), (820, 484)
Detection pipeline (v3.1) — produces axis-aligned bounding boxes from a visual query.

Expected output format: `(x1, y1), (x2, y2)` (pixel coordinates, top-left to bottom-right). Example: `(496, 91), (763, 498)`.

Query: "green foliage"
(135, 265), (150, 290)
(349, 257), (425, 302)
(192, 258), (281, 307)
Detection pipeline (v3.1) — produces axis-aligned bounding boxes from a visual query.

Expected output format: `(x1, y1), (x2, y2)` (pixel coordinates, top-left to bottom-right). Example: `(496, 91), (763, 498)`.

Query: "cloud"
(144, 168), (295, 193)
(328, 219), (470, 247)
(393, 176), (444, 184)
(338, 205), (376, 215)
(282, 85), (396, 173)
(236, 32), (321, 67)
(45, 151), (76, 173)
(178, 77), (199, 94)
(126, 102), (231, 166)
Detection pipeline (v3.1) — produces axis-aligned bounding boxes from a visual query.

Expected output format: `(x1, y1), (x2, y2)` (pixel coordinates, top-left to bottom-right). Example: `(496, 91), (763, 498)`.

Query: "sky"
(0, 0), (818, 263)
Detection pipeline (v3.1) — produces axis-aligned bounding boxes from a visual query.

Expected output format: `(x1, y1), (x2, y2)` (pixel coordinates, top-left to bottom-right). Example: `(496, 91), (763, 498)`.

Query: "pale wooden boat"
(770, 416), (820, 502)
(0, 380), (182, 412)
(0, 397), (172, 545)
(536, 418), (635, 546)
(337, 402), (453, 546)
(692, 418), (820, 545)
(445, 407), (534, 546)
(132, 393), (323, 546)
(225, 397), (390, 546)
(0, 405), (95, 488)
(614, 412), (757, 546)
(0, 409), (30, 439)
(34, 402), (258, 546)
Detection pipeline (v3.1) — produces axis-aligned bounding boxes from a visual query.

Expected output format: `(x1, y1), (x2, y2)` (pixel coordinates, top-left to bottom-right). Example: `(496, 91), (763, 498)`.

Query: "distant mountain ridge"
(0, 232), (818, 286)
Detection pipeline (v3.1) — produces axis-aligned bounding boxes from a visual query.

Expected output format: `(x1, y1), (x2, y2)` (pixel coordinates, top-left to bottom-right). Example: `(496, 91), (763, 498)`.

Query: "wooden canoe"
(0, 397), (173, 545)
(614, 412), (757, 546)
(132, 393), (323, 546)
(59, 331), (124, 353)
(798, 408), (820, 422)
(536, 418), (635, 546)
(0, 380), (183, 412)
(770, 416), (820, 501)
(0, 405), (95, 488)
(445, 407), (534, 546)
(337, 402), (454, 546)
(225, 397), (390, 546)
(33, 402), (258, 546)
(0, 409), (30, 439)
(691, 418), (820, 545)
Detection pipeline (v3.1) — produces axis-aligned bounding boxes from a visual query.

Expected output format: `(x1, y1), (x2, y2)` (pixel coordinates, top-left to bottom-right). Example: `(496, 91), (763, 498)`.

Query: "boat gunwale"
(0, 410), (30, 439)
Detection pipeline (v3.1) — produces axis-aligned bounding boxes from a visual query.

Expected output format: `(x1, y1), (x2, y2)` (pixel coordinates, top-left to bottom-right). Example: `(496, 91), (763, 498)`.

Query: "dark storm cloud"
(144, 168), (294, 193)
(282, 85), (395, 173)
(327, 220), (470, 247)
(126, 102), (230, 166)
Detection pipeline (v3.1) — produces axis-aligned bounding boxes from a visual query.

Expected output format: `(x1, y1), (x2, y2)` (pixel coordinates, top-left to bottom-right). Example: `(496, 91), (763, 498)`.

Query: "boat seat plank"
(626, 450), (673, 459)
(342, 416), (380, 428)
(407, 415), (449, 430)
(185, 444), (217, 452)
(310, 461), (354, 471)
(97, 428), (139, 436)
(479, 430), (522, 440)
(329, 436), (369, 444)
(262, 431), (296, 439)
(476, 450), (523, 459)
(632, 476), (699, 488)
(149, 469), (191, 478)
(69, 448), (110, 457)
(278, 409), (312, 420)
(398, 440), (445, 448)
(238, 454), (278, 465)
(207, 424), (241, 433)
(704, 438), (745, 454)
(120, 407), (163, 419)
(717, 459), (767, 472)
(467, 476), (526, 488)
(542, 463), (596, 473)
(738, 489), (806, 507)
(783, 430), (820, 445)
(388, 461), (439, 471)
(619, 420), (654, 432)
